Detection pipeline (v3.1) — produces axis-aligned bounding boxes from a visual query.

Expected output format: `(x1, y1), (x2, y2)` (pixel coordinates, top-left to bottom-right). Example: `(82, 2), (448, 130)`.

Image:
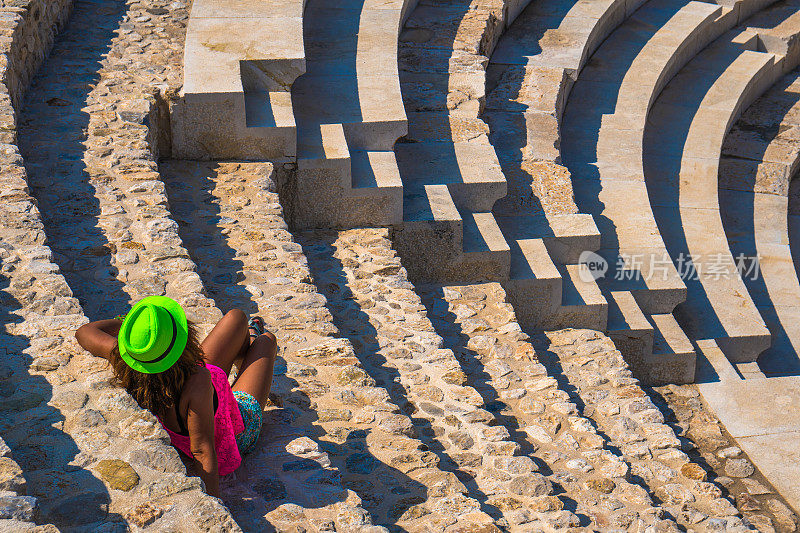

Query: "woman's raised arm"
(75, 319), (122, 360)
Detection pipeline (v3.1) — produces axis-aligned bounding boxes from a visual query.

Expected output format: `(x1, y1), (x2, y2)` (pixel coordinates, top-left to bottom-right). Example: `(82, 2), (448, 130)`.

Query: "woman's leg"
(231, 331), (278, 408)
(200, 309), (250, 375)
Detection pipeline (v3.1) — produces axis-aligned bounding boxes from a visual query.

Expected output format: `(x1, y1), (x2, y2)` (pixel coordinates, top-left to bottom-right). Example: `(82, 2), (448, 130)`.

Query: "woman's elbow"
(191, 443), (217, 464)
(75, 324), (88, 347)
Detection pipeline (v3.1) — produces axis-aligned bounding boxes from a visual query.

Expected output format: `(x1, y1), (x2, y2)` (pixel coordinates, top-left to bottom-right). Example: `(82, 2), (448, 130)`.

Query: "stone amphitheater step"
(720, 67), (800, 377)
(557, 0), (745, 383)
(643, 17), (800, 362)
(486, 0), (649, 165)
(695, 339), (800, 517)
(502, 236), (609, 331)
(171, 0), (306, 160)
(294, 123), (403, 228)
(535, 330), (752, 531)
(290, 0), (409, 229)
(393, 0), (522, 283)
(162, 161), (502, 531)
(394, 184), (512, 282)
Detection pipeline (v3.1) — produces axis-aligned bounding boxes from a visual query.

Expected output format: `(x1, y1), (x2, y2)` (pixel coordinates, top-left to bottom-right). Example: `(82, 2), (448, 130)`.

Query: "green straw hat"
(118, 296), (188, 374)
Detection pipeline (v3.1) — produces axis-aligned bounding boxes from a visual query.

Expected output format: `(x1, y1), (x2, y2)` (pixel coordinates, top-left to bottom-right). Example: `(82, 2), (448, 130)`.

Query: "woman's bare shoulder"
(184, 365), (214, 401)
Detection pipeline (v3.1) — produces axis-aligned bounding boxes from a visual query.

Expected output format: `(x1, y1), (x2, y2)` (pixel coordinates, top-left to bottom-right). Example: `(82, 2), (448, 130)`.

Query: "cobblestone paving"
(0, 0), (242, 530)
(301, 228), (692, 531)
(651, 385), (799, 533)
(419, 280), (800, 532)
(162, 160), (493, 532)
(417, 283), (685, 531)
(528, 330), (748, 531)
(17, 0), (220, 330)
(7, 0), (388, 528)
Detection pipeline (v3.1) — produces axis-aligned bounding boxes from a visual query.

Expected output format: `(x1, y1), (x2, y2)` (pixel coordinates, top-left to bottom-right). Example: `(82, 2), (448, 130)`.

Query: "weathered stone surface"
(94, 460), (139, 491)
(124, 502), (163, 528)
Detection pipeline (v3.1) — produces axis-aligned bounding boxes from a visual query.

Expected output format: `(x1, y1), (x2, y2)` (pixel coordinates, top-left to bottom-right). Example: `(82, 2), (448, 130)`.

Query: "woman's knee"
(252, 331), (278, 357)
(225, 309), (248, 329)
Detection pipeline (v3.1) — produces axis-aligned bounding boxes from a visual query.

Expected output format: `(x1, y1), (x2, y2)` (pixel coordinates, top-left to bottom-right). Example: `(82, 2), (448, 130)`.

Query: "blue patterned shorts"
(233, 390), (262, 454)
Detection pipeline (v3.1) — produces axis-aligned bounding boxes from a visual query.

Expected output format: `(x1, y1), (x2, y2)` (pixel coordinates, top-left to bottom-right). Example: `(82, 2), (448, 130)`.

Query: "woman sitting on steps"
(75, 296), (277, 497)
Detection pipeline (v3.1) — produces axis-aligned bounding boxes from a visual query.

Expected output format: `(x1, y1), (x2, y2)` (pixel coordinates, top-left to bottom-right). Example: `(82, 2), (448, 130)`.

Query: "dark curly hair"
(109, 321), (205, 416)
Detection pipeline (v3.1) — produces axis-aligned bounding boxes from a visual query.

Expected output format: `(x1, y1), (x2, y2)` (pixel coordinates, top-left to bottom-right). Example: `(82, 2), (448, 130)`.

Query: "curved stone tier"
(486, 0), (648, 166)
(721, 67), (800, 376)
(289, 0), (414, 229)
(701, 66), (800, 513)
(172, 0), (307, 160)
(644, 24), (797, 362)
(559, 0), (735, 384)
(393, 0), (518, 283)
(394, 0), (608, 331)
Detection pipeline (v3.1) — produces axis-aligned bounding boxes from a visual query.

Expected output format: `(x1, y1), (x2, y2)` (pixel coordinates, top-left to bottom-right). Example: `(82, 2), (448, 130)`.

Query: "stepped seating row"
(172, 0), (307, 160)
(291, 0), (416, 228)
(644, 2), (800, 366)
(720, 68), (800, 376)
(557, 0), (743, 383)
(481, 0), (647, 339)
(393, 0), (610, 334)
(392, 0), (523, 283)
(173, 0), (414, 234)
(531, 0), (800, 381)
(485, 0), (648, 164)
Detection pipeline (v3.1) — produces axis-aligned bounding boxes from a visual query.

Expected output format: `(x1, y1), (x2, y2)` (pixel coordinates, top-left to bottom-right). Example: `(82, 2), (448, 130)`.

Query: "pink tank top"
(159, 363), (245, 475)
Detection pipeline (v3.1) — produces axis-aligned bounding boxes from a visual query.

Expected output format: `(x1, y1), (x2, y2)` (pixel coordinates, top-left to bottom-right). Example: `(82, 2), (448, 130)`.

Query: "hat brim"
(118, 296), (189, 374)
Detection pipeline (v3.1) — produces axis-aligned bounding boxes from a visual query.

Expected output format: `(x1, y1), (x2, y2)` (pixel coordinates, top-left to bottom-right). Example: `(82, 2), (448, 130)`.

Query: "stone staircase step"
(351, 151), (404, 194)
(292, 74), (407, 151)
(294, 122), (403, 229)
(606, 290), (657, 364)
(607, 291), (697, 385)
(719, 67), (800, 378)
(173, 0), (306, 159)
(496, 213), (601, 265)
(504, 234), (608, 331)
(396, 184), (511, 282)
(650, 312), (698, 381)
(461, 211), (512, 274)
(505, 238), (564, 329)
(243, 90), (295, 129)
(558, 263), (609, 331)
(394, 0), (527, 284)
(287, 0), (410, 230)
(396, 141), (507, 213)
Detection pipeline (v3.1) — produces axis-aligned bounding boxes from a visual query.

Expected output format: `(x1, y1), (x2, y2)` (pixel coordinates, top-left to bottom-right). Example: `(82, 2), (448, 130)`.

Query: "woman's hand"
(75, 319), (123, 360)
